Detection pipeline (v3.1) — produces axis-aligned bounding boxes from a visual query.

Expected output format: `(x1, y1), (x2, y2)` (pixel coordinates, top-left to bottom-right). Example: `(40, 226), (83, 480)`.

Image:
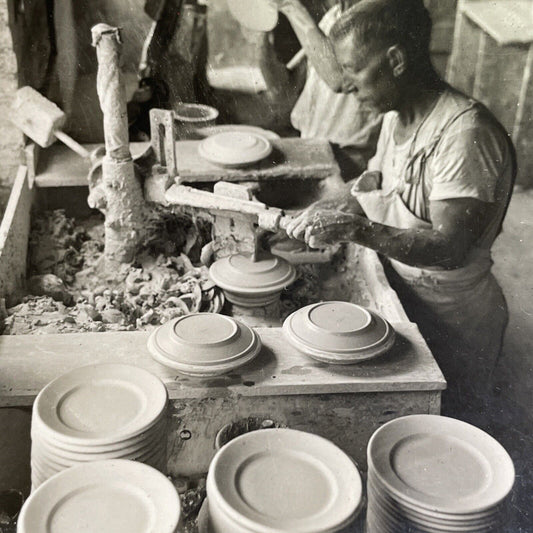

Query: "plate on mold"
(147, 313), (262, 376)
(283, 301), (395, 364)
(209, 253), (297, 307)
(198, 131), (273, 168)
(196, 124), (280, 141)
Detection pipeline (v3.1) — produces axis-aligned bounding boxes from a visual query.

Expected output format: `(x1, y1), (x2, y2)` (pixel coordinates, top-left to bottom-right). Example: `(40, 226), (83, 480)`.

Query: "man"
(268, 0), (382, 175)
(286, 0), (516, 415)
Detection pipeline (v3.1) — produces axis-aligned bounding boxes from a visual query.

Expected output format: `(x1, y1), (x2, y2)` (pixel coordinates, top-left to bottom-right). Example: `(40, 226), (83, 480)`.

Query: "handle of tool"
(54, 130), (91, 159)
(278, 216), (293, 231)
(286, 48), (306, 70)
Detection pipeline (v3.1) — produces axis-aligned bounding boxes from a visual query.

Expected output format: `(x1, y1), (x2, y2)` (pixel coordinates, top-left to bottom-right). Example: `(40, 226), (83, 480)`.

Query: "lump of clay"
(28, 274), (73, 305)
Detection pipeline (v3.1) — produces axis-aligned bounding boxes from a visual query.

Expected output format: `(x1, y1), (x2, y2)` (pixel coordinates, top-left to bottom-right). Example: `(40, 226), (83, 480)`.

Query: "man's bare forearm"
(280, 0), (344, 91)
(348, 217), (466, 268)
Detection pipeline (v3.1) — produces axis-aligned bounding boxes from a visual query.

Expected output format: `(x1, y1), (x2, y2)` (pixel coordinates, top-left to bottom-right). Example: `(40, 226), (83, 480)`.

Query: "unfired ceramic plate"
(368, 415), (515, 515)
(198, 131), (272, 167)
(148, 313), (262, 377)
(19, 460), (180, 533)
(196, 124), (280, 141)
(33, 364), (168, 446)
(283, 301), (395, 363)
(207, 428), (363, 533)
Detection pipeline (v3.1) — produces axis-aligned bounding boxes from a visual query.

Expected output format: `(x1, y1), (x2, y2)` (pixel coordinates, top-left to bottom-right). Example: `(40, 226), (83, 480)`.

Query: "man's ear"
(386, 45), (407, 77)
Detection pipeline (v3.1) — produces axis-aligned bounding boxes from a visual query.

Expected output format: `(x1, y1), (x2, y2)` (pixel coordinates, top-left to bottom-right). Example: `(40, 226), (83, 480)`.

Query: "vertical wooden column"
(91, 24), (147, 266)
(447, 0), (533, 187)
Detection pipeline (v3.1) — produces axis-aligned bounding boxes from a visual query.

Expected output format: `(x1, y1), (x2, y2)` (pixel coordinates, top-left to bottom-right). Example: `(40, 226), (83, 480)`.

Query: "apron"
(350, 102), (511, 415)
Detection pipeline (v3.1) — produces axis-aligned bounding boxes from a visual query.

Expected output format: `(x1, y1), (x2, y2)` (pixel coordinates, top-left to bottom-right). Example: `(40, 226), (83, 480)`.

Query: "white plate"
(368, 415), (514, 514)
(368, 474), (502, 525)
(33, 364), (168, 446)
(226, 0), (278, 32)
(31, 412), (167, 453)
(32, 436), (167, 470)
(148, 314), (261, 367)
(367, 478), (501, 531)
(198, 131), (272, 167)
(196, 124), (280, 141)
(283, 301), (396, 364)
(20, 460), (180, 533)
(207, 428), (363, 533)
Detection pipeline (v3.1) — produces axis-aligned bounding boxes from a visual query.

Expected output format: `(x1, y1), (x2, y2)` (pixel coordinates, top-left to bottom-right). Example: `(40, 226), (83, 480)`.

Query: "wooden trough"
(0, 154), (446, 494)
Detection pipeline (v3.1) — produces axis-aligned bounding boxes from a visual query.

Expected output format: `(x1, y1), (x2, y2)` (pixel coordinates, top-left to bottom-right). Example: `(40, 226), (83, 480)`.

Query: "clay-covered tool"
(10, 86), (91, 159)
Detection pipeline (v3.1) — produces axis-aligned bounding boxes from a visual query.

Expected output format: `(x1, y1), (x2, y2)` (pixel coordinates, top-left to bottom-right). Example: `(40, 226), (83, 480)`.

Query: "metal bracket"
(150, 108), (177, 177)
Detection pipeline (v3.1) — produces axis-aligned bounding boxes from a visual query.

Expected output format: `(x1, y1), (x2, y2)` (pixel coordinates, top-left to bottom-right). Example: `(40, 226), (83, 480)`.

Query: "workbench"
(0, 322), (445, 477)
(0, 164), (445, 487)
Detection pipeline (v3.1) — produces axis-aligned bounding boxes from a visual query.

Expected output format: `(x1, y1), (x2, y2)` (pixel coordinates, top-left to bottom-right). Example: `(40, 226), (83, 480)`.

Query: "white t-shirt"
(367, 87), (514, 249)
(290, 5), (382, 148)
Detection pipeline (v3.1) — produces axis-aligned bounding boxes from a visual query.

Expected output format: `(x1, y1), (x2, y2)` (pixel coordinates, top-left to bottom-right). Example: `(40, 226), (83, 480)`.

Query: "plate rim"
(367, 414), (515, 514)
(34, 364), (168, 446)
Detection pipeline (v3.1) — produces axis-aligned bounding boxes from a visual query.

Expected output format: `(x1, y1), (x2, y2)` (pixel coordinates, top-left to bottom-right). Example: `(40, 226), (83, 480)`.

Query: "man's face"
(334, 33), (400, 113)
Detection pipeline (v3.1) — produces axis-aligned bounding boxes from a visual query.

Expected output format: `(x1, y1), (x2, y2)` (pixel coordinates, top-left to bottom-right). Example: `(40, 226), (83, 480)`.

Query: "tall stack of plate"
(18, 459), (181, 533)
(31, 364), (168, 490)
(366, 415), (515, 533)
(200, 428), (364, 533)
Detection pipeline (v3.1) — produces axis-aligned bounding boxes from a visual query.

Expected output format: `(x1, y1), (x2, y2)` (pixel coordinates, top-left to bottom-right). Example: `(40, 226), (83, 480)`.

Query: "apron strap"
(404, 99), (478, 187)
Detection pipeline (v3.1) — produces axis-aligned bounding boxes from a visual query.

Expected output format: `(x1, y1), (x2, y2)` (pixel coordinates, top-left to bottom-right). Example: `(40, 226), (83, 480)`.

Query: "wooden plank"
(512, 45), (533, 187)
(0, 322), (446, 407)
(175, 138), (340, 183)
(447, 13), (481, 94)
(472, 33), (528, 133)
(0, 166), (33, 306)
(463, 0), (533, 45)
(34, 142), (150, 188)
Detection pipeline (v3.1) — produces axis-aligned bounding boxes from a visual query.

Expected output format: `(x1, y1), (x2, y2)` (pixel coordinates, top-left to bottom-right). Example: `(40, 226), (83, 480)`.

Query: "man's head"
(330, 0), (434, 111)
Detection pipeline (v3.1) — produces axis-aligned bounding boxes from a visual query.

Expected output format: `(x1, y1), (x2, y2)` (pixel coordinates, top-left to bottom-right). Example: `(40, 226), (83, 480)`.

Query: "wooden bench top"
(0, 322), (445, 407)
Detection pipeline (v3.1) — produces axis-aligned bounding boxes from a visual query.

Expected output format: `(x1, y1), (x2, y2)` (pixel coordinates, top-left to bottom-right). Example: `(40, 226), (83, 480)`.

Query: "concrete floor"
(492, 189), (533, 411)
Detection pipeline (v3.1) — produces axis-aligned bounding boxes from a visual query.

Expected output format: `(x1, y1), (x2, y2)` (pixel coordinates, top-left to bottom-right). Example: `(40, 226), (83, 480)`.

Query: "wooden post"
(91, 24), (147, 266)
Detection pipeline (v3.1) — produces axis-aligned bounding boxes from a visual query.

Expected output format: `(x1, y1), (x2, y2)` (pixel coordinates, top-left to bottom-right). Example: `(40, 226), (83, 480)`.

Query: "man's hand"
(304, 211), (363, 249)
(286, 207), (360, 246)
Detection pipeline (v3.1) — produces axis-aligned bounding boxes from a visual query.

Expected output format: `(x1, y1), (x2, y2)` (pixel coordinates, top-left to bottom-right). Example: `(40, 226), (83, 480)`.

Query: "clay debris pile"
(3, 210), (223, 335)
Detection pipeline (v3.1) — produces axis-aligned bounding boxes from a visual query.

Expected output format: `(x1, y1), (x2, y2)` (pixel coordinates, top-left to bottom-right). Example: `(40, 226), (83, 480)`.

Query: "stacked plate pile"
(148, 313), (262, 377)
(19, 459), (181, 533)
(209, 253), (297, 307)
(31, 364), (168, 490)
(283, 301), (395, 364)
(199, 428), (363, 533)
(366, 415), (515, 533)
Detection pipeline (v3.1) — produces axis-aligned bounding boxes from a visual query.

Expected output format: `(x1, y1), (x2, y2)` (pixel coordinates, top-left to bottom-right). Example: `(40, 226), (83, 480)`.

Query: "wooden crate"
(447, 0), (533, 187)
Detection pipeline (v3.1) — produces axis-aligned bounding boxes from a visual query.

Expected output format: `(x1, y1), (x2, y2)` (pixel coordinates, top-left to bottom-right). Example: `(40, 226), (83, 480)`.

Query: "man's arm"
(291, 196), (492, 269)
(268, 0), (344, 91)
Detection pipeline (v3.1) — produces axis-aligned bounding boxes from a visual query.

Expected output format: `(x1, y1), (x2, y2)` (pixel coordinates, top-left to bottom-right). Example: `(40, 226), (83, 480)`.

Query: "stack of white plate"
(200, 428), (363, 533)
(31, 364), (168, 490)
(18, 459), (181, 533)
(366, 415), (515, 533)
